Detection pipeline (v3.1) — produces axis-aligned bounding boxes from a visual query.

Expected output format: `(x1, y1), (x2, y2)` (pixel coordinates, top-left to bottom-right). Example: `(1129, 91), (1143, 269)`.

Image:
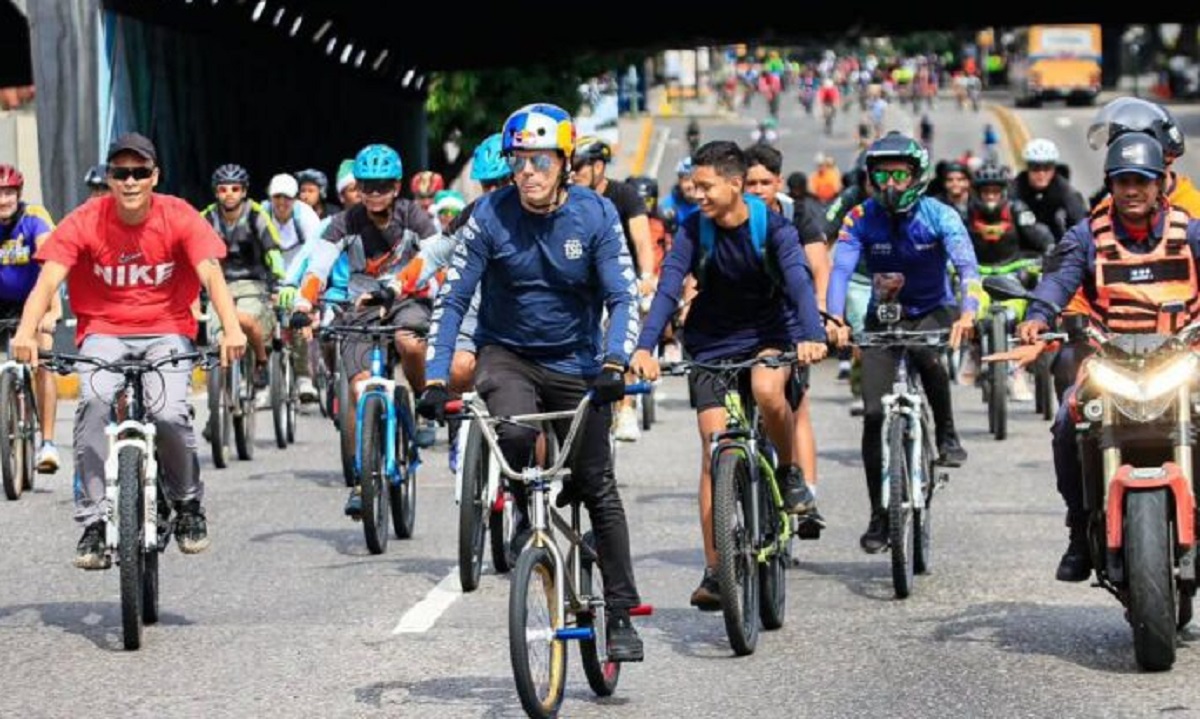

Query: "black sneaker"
(860, 511), (889, 554)
(74, 522), (110, 570)
(689, 567), (721, 611)
(606, 611), (644, 663)
(344, 487), (363, 519)
(253, 363), (270, 390)
(796, 507), (827, 539)
(174, 500), (210, 554)
(1056, 521), (1093, 582)
(936, 435), (968, 467)
(780, 465), (815, 515)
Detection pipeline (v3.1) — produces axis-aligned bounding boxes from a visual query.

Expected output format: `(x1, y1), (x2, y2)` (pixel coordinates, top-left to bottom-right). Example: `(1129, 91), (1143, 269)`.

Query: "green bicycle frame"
(717, 389), (792, 562)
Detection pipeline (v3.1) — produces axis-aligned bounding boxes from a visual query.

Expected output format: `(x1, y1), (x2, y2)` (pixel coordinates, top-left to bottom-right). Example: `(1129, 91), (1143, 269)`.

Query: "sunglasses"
(1027, 163), (1056, 172)
(506, 154), (556, 174)
(360, 180), (396, 196)
(108, 166), (154, 181)
(215, 184), (245, 195)
(871, 168), (912, 186)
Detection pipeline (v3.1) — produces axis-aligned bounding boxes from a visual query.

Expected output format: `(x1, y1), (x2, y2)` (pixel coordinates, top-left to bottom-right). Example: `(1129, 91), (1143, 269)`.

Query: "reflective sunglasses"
(1027, 162), (1056, 172)
(360, 180), (396, 196)
(108, 166), (154, 181)
(215, 183), (245, 195)
(871, 168), (912, 185)
(506, 154), (556, 174)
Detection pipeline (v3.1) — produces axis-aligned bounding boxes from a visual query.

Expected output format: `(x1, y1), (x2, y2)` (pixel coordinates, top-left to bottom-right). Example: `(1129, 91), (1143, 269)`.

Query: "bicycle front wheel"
(0, 370), (24, 500)
(270, 352), (287, 449)
(713, 446), (759, 656)
(284, 354), (298, 444)
(509, 545), (567, 719)
(457, 419), (488, 592)
(233, 357), (255, 461)
(989, 311), (1008, 441)
(117, 445), (145, 650)
(390, 385), (416, 540)
(207, 366), (230, 469)
(887, 419), (915, 599)
(359, 394), (390, 555)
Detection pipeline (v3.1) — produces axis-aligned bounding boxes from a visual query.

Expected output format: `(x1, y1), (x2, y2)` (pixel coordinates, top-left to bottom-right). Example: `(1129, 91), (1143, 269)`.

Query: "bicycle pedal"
(795, 521), (823, 540)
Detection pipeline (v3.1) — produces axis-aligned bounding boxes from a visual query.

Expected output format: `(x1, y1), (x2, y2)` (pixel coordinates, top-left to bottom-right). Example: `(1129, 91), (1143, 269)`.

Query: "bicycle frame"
(348, 327), (421, 486)
(0, 359), (40, 444)
(878, 353), (930, 517)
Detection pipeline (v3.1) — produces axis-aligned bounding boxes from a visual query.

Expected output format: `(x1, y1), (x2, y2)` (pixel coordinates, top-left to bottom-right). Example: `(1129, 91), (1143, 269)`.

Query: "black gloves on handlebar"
(417, 383), (450, 423)
(590, 357), (627, 405)
(363, 286), (397, 310)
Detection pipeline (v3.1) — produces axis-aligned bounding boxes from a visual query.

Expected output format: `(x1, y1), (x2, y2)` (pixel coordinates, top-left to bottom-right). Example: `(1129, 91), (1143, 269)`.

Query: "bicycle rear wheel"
(510, 545), (567, 719)
(457, 419), (488, 592)
(207, 366), (230, 469)
(285, 352), (298, 444)
(578, 531), (621, 696)
(914, 438), (933, 575)
(270, 352), (287, 449)
(233, 356), (255, 461)
(888, 419), (915, 599)
(0, 371), (24, 500)
(359, 394), (389, 555)
(713, 446), (759, 656)
(117, 445), (145, 650)
(390, 385), (416, 539)
(337, 360), (355, 487)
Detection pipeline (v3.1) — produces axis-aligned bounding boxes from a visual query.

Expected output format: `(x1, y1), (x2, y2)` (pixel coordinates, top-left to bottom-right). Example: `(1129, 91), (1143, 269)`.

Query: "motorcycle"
(985, 275), (1198, 672)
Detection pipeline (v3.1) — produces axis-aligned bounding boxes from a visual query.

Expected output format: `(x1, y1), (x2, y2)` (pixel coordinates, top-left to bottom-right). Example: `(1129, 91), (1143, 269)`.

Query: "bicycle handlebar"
(852, 329), (951, 348)
(660, 352), (799, 377)
(38, 349), (214, 376)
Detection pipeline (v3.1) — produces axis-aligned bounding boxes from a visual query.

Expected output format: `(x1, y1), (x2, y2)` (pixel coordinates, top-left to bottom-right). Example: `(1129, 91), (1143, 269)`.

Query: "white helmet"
(1023, 138), (1060, 165)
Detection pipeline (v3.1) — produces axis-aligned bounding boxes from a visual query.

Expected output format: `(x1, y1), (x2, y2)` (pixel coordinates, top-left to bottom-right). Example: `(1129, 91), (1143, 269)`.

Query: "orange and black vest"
(968, 202), (1020, 266)
(1087, 205), (1199, 334)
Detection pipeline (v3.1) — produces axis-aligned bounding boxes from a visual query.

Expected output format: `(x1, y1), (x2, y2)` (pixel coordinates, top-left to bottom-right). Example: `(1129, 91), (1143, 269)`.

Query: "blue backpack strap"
(745, 193), (768, 258)
(695, 194), (776, 285)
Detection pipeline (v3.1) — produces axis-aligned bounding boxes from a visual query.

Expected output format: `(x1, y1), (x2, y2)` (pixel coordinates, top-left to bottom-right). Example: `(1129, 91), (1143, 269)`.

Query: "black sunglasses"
(108, 166), (155, 181)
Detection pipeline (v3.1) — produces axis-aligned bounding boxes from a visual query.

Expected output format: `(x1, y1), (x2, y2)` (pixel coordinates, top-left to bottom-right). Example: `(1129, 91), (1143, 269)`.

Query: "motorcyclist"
(1015, 133), (1200, 582)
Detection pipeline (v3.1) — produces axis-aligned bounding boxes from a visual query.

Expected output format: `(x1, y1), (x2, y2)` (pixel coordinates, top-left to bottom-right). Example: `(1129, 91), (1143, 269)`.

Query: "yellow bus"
(1008, 24), (1102, 107)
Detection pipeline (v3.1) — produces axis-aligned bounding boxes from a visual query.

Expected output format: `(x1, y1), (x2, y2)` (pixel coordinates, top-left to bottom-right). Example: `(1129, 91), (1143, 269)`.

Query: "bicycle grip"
(624, 381), (653, 396)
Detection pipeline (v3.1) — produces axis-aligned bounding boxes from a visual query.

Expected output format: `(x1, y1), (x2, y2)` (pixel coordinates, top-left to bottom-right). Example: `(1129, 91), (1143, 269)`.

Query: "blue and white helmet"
(1022, 138), (1060, 165)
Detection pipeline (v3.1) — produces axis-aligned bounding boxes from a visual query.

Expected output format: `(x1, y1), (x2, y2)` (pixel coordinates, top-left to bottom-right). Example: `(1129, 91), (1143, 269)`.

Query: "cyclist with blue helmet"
(659, 156), (700, 232)
(415, 103), (645, 663)
(827, 131), (982, 554)
(295, 142), (439, 518)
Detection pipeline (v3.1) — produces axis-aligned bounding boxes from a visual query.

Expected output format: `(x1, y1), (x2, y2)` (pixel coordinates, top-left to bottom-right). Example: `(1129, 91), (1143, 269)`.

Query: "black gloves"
(590, 358), (627, 405)
(417, 383), (450, 422)
(363, 286), (397, 309)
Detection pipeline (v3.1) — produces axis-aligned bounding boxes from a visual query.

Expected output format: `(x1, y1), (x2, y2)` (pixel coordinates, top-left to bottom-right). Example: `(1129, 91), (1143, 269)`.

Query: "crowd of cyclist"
(1, 88), (1198, 668)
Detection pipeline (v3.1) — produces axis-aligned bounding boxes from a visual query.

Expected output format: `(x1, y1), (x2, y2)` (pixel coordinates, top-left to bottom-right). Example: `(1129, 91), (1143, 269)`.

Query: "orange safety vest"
(1088, 205), (1199, 334)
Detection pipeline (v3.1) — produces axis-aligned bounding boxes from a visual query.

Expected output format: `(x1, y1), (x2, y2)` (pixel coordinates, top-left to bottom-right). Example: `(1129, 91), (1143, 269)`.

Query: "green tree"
(424, 54), (641, 181)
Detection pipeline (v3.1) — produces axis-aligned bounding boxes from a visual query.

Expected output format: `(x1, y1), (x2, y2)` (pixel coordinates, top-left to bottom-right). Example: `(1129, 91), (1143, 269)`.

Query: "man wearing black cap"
(11, 132), (248, 570)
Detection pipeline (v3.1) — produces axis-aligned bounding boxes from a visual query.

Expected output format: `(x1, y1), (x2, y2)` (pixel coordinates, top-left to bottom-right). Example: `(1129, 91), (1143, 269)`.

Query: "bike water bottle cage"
(877, 302), (902, 325)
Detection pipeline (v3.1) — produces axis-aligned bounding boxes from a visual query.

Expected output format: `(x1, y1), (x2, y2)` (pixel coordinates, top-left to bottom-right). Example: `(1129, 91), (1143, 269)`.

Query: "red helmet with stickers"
(0, 164), (24, 190)
(409, 171), (445, 199)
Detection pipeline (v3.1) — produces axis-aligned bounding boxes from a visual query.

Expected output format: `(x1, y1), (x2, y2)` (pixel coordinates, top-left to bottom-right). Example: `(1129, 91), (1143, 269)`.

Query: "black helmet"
(972, 163), (1011, 188)
(1087, 97), (1185, 161)
(572, 136), (612, 166)
(627, 175), (659, 201)
(1104, 132), (1166, 179)
(864, 131), (930, 212)
(212, 163), (250, 188)
(84, 164), (107, 188)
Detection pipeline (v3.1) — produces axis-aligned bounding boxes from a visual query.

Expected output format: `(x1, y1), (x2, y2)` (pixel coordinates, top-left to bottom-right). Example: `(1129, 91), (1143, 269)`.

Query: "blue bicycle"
(317, 301), (423, 554)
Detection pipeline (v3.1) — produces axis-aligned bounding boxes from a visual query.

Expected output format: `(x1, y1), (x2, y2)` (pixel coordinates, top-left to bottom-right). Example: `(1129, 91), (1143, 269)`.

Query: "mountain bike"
(206, 320), (258, 467)
(445, 384), (654, 718)
(0, 319), (39, 499)
(43, 347), (213, 650)
(269, 306), (299, 448)
(662, 352), (805, 655)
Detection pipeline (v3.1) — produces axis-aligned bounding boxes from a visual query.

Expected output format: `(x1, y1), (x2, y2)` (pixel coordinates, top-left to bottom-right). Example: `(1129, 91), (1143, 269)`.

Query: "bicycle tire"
(1037, 356), (1055, 421)
(207, 366), (229, 469)
(578, 531), (621, 696)
(270, 352), (287, 449)
(758, 468), (786, 631)
(989, 311), (1008, 441)
(509, 545), (567, 719)
(457, 419), (488, 592)
(914, 443), (933, 575)
(143, 547), (160, 625)
(888, 419), (915, 599)
(117, 445), (145, 650)
(337, 364), (355, 487)
(640, 387), (655, 431)
(490, 485), (515, 574)
(713, 446), (759, 656)
(390, 385), (416, 540)
(19, 367), (34, 490)
(233, 356), (255, 461)
(285, 352), (298, 444)
(0, 371), (23, 500)
(359, 394), (389, 555)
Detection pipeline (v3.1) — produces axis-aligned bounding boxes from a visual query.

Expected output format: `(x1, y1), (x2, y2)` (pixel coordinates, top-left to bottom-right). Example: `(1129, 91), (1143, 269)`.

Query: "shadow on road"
(248, 468), (344, 488)
(794, 560), (900, 602)
(355, 674), (629, 718)
(929, 600), (1160, 673)
(649, 605), (752, 660)
(0, 601), (193, 650)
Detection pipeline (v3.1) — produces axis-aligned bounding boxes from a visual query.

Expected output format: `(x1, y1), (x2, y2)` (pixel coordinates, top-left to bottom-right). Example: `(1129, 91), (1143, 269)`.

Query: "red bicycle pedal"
(629, 604), (653, 617)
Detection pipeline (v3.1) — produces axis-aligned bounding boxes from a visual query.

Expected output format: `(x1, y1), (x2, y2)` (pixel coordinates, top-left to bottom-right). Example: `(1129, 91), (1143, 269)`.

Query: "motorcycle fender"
(1106, 462), (1195, 551)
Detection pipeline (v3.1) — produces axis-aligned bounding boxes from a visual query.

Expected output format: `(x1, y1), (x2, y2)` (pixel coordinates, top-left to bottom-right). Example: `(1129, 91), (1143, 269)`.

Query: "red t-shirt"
(37, 194), (226, 343)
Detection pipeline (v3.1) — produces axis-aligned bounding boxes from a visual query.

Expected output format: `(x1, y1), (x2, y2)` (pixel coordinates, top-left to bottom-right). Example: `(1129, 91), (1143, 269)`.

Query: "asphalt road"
(5, 92), (1200, 718)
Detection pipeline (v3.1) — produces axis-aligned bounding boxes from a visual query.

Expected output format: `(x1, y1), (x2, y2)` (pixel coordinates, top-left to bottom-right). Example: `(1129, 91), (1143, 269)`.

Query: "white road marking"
(392, 571), (462, 634)
(648, 126), (671, 177)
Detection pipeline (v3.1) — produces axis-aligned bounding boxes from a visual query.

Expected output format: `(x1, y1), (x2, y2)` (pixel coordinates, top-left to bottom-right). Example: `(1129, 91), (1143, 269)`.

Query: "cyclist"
(570, 135), (656, 442)
(295, 143), (439, 516)
(201, 163), (285, 390)
(84, 165), (109, 201)
(416, 103), (645, 662)
(929, 159), (972, 224)
(0, 164), (62, 472)
(959, 162), (1054, 399)
(264, 173), (322, 402)
(409, 170), (445, 221)
(430, 189), (466, 233)
(9, 133), (247, 568)
(296, 168), (342, 220)
(1010, 139), (1088, 243)
(826, 131), (981, 554)
(660, 157), (700, 233)
(1015, 132), (1200, 582)
(629, 140), (827, 610)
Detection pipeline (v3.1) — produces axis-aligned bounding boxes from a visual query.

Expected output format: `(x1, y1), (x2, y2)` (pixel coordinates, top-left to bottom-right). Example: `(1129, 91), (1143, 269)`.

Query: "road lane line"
(393, 571), (462, 634)
(647, 126), (671, 177)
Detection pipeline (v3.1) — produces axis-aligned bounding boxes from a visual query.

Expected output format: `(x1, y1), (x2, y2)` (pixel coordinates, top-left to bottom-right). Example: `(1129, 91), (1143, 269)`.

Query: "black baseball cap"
(106, 132), (157, 164)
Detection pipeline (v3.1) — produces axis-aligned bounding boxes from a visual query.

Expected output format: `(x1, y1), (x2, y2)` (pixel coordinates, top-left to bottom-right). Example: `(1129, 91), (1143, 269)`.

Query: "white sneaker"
(297, 376), (319, 403)
(1010, 369), (1034, 402)
(957, 350), (979, 386)
(613, 405), (641, 442)
(36, 442), (60, 474)
(254, 392), (271, 411)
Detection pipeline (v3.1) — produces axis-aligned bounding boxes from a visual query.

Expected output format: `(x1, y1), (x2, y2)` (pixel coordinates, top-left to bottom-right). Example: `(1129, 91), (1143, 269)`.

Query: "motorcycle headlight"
(1088, 355), (1197, 422)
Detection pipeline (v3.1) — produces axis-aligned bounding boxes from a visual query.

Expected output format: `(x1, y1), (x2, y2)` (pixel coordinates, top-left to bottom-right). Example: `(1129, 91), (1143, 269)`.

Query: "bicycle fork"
(103, 421), (158, 552)
(879, 400), (928, 513)
(355, 383), (398, 478)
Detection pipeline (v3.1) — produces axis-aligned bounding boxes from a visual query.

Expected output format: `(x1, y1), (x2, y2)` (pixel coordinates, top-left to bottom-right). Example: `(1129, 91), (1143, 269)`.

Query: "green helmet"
(865, 131), (930, 213)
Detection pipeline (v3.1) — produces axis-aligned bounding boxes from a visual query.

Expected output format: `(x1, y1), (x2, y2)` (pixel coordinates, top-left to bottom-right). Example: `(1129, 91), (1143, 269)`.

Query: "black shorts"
(337, 299), (431, 378)
(688, 349), (808, 413)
